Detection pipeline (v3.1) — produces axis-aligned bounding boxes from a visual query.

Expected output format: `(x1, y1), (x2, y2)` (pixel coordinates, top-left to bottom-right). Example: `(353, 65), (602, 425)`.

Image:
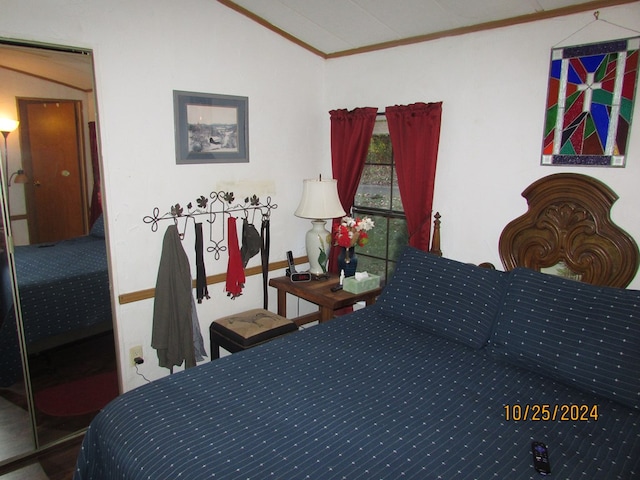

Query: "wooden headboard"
(498, 173), (639, 288)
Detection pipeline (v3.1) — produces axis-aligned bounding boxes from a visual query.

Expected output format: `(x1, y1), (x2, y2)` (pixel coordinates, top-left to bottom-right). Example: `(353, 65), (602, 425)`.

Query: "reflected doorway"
(18, 98), (88, 243)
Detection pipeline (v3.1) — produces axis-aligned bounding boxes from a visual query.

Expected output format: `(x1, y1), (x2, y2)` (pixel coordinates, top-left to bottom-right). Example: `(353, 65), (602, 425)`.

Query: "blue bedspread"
(0, 234), (111, 387)
(74, 308), (640, 479)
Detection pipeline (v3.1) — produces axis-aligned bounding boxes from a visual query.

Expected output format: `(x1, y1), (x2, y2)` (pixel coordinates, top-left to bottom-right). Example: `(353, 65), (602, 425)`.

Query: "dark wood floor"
(41, 436), (84, 480)
(39, 436), (84, 480)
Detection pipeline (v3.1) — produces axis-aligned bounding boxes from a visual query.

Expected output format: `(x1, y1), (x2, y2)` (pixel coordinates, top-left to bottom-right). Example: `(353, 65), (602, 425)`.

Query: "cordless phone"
(286, 251), (311, 282)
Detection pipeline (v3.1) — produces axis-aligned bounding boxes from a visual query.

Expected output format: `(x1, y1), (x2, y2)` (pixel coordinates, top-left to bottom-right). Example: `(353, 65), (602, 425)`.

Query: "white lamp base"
(305, 219), (330, 276)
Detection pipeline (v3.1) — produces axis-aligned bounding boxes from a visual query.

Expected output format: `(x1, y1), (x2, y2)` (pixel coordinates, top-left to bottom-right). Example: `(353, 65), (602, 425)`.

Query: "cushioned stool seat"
(209, 308), (298, 359)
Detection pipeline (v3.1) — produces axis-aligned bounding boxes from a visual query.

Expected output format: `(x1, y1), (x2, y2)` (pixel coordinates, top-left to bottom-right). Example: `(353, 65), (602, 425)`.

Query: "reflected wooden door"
(18, 99), (88, 244)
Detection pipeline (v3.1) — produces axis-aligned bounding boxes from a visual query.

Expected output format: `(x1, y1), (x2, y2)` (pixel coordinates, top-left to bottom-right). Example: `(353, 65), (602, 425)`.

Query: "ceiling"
(0, 0), (633, 88)
(220, 0), (635, 57)
(0, 42), (94, 92)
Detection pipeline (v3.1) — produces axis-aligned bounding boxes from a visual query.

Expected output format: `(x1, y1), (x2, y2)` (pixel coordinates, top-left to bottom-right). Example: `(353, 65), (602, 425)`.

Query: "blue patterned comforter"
(74, 308), (640, 479)
(0, 234), (112, 387)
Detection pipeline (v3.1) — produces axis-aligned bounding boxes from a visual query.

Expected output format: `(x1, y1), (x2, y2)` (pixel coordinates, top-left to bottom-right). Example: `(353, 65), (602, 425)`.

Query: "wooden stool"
(209, 308), (298, 360)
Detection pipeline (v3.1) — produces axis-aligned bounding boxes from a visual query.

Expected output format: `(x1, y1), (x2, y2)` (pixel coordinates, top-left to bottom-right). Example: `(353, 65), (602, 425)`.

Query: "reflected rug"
(34, 370), (119, 417)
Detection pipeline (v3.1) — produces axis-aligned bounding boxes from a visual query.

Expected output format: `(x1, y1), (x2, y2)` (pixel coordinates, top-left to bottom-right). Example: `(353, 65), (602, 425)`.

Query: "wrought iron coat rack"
(143, 191), (277, 260)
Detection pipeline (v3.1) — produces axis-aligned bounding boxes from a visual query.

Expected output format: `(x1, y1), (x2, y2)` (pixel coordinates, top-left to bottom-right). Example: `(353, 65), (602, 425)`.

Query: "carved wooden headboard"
(498, 173), (639, 288)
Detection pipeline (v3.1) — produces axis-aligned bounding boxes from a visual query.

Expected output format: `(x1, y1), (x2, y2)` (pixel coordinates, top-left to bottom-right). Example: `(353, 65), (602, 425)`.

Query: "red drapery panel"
(88, 121), (102, 227)
(385, 102), (442, 251)
(328, 107), (378, 273)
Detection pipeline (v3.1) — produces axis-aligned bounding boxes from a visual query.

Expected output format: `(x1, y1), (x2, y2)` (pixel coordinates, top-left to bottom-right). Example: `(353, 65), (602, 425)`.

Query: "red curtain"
(88, 121), (102, 227)
(385, 102), (442, 250)
(328, 107), (378, 273)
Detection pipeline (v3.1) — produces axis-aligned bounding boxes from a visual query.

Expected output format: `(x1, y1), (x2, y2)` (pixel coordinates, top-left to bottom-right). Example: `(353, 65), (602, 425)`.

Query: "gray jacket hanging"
(151, 224), (196, 370)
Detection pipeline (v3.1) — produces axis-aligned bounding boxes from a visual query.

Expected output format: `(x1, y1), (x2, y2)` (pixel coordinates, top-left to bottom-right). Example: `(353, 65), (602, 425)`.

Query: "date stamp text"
(504, 404), (598, 421)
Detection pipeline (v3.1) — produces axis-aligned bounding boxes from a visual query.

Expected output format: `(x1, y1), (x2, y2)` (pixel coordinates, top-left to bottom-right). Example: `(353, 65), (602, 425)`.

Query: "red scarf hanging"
(225, 217), (245, 299)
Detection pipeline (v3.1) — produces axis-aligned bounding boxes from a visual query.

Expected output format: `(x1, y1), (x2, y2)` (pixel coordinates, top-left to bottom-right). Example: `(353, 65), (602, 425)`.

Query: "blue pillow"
(377, 246), (507, 349)
(90, 214), (105, 238)
(489, 267), (640, 410)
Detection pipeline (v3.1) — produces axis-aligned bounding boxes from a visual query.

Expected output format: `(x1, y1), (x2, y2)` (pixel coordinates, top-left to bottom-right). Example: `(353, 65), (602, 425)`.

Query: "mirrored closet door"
(0, 173), (34, 466)
(0, 39), (117, 469)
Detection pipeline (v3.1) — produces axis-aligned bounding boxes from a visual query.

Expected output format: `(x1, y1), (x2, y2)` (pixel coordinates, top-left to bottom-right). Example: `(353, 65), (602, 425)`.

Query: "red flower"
(332, 216), (374, 248)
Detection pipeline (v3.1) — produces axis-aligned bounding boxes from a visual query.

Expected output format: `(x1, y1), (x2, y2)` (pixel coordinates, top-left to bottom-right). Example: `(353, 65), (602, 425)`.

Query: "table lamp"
(9, 170), (28, 185)
(0, 118), (21, 216)
(294, 177), (346, 276)
(1, 119), (20, 178)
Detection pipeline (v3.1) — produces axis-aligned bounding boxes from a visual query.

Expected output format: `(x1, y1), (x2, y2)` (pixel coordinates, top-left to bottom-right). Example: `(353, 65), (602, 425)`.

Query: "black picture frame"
(173, 90), (249, 164)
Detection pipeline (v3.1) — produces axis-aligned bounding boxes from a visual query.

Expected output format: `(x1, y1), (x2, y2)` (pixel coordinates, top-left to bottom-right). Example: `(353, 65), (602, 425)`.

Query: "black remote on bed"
(531, 441), (551, 475)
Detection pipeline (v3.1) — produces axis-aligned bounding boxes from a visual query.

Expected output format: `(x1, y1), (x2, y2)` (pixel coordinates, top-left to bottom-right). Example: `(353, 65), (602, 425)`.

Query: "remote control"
(330, 285), (343, 292)
(531, 441), (551, 475)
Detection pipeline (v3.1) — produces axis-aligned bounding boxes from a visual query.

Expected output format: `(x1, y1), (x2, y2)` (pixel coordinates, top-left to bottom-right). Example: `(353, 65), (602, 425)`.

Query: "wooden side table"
(269, 274), (383, 326)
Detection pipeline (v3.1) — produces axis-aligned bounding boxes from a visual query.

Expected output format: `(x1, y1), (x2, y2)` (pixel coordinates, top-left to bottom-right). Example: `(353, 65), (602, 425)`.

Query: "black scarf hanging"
(195, 223), (209, 303)
(260, 217), (270, 309)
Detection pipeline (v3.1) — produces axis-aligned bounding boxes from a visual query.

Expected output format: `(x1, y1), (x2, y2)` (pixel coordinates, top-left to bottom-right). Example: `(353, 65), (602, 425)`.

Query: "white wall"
(1, 1), (639, 392)
(325, 3), (640, 286)
(0, 0), (326, 391)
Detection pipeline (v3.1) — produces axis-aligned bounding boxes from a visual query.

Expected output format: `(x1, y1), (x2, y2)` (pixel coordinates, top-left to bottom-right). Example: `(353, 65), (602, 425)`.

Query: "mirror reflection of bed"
(10, 216), (115, 447)
(0, 40), (117, 470)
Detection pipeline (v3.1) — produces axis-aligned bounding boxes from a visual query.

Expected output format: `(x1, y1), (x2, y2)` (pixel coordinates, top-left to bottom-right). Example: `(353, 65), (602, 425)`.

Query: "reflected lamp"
(1, 118), (20, 184)
(9, 169), (28, 185)
(294, 177), (346, 276)
(0, 118), (19, 134)
(1, 119), (21, 216)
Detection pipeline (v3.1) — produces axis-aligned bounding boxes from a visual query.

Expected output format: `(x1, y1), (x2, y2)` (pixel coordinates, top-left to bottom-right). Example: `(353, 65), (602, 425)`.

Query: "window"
(352, 116), (408, 281)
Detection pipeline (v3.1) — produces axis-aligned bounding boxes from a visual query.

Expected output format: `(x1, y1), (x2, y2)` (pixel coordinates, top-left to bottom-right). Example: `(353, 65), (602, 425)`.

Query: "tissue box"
(343, 274), (381, 294)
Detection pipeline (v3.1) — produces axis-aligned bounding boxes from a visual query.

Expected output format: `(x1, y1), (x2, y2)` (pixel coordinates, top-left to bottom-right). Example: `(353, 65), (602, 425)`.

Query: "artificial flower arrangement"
(333, 215), (375, 248)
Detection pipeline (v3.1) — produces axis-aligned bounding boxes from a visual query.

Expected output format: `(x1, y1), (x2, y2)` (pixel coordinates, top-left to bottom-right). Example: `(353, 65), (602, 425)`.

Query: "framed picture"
(173, 90), (249, 164)
(541, 37), (639, 167)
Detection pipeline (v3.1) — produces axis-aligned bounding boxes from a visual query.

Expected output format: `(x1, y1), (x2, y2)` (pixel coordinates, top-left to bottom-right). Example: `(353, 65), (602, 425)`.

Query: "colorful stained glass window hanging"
(541, 37), (639, 167)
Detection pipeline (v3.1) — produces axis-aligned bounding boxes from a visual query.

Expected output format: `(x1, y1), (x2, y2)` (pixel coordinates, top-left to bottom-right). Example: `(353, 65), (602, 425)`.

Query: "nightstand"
(269, 274), (383, 326)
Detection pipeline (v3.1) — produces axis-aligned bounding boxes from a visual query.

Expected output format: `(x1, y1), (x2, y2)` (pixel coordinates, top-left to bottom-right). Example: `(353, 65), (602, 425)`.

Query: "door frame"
(17, 97), (89, 243)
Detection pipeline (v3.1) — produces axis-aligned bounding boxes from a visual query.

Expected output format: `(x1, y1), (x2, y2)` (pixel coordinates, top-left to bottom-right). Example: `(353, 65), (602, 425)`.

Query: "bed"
(0, 215), (112, 387)
(498, 172), (639, 287)
(74, 175), (640, 479)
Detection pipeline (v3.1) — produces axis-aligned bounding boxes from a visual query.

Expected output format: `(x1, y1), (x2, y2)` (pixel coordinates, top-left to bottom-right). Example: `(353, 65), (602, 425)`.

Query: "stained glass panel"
(541, 37), (639, 167)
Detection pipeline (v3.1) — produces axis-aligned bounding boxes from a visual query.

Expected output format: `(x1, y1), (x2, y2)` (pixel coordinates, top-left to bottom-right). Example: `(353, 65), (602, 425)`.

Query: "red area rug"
(34, 371), (119, 417)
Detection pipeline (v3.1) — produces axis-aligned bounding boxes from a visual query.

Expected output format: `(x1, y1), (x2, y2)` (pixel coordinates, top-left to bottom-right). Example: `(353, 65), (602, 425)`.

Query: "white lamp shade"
(294, 178), (346, 219)
(295, 178), (346, 275)
(0, 119), (19, 133)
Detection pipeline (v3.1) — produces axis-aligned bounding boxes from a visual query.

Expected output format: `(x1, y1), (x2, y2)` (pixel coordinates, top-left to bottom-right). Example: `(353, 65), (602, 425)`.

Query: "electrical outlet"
(129, 345), (143, 366)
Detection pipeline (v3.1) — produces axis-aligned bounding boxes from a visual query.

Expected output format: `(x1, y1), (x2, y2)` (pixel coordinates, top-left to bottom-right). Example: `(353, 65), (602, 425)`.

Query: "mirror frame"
(0, 36), (115, 474)
(0, 131), (37, 468)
